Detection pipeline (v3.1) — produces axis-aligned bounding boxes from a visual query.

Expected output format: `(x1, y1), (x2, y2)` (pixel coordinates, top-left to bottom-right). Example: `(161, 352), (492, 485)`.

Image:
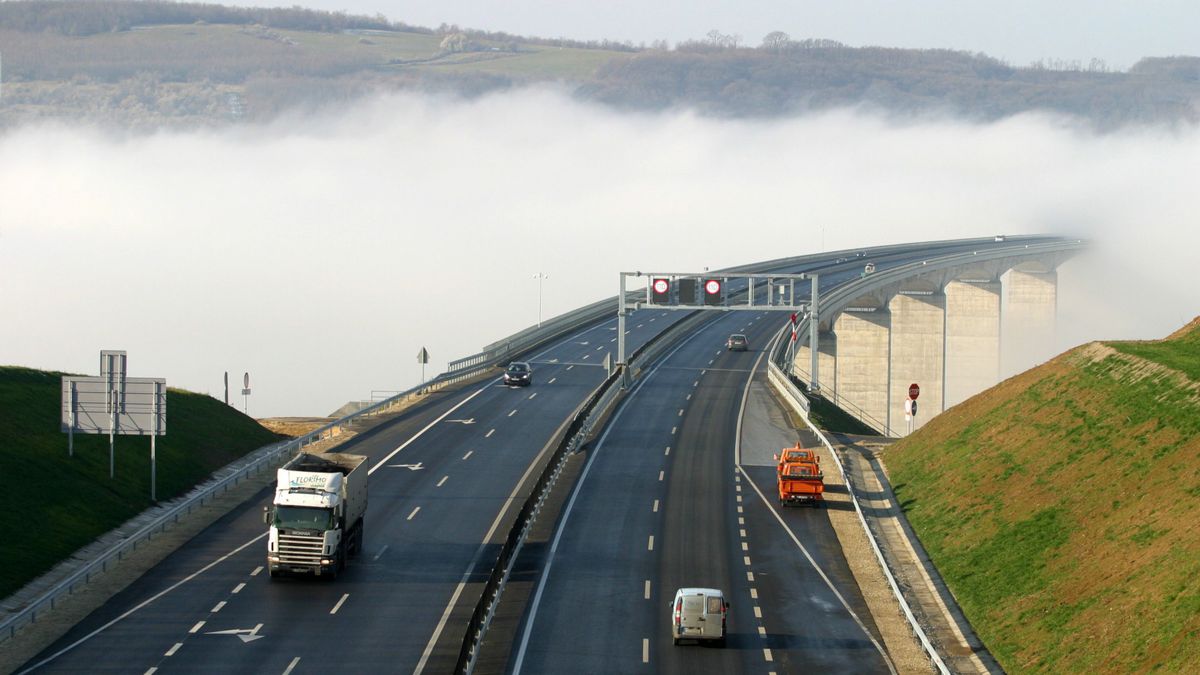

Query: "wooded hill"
(887, 319), (1200, 673)
(1, 1), (1197, 130)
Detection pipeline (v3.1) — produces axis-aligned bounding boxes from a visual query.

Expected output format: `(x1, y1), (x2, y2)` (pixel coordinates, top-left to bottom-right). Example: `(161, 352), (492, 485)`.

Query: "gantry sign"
(617, 271), (819, 387)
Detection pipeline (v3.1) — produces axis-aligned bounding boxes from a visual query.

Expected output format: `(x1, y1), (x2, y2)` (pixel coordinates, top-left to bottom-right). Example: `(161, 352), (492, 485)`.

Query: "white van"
(670, 587), (728, 646)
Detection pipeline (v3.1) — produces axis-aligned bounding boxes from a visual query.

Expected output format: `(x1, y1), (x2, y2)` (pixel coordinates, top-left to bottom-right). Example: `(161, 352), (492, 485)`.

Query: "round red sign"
(704, 279), (721, 295)
(652, 279), (669, 294)
(909, 383), (920, 400)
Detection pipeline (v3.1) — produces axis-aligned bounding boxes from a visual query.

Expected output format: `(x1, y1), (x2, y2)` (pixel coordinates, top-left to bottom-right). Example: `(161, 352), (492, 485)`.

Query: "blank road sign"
(62, 376), (166, 435)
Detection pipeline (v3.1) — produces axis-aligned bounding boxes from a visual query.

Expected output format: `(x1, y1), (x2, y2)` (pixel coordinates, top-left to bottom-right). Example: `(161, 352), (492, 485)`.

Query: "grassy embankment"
(887, 319), (1200, 673)
(0, 366), (280, 600)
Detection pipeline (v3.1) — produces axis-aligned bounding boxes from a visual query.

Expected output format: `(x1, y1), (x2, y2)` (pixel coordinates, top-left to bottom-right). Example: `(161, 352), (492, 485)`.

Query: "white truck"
(265, 452), (367, 579)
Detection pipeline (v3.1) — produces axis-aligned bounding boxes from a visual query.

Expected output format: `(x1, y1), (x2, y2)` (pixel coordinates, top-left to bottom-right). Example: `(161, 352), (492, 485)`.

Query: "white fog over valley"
(2, 88), (1198, 417)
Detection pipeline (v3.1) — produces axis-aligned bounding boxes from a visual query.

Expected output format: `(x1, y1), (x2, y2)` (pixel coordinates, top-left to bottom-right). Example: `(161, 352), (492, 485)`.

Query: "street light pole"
(534, 272), (550, 327)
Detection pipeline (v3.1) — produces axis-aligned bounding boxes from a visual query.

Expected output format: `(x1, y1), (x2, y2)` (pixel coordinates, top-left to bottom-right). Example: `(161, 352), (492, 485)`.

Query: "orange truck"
(774, 443), (819, 471)
(777, 449), (824, 507)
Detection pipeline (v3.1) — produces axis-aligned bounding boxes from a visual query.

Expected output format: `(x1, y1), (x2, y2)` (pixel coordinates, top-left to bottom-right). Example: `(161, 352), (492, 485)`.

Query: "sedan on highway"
(726, 334), (749, 351)
(503, 361), (533, 386)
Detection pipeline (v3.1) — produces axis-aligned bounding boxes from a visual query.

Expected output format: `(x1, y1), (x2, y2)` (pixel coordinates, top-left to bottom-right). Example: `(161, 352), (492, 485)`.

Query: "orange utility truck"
(777, 456), (824, 507)
(774, 443), (819, 472)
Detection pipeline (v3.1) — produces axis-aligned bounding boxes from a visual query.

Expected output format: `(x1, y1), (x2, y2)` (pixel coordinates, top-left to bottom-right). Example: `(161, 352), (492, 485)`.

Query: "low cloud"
(2, 88), (1196, 416)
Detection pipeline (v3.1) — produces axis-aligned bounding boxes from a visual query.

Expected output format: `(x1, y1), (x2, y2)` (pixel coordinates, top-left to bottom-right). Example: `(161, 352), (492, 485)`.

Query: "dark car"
(503, 362), (533, 386)
(726, 334), (748, 351)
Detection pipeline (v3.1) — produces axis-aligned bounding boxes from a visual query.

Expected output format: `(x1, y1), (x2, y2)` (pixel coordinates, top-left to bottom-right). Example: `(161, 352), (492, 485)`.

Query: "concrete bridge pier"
(945, 279), (1001, 407)
(831, 309), (891, 433)
(1002, 267), (1058, 377)
(889, 289), (945, 435)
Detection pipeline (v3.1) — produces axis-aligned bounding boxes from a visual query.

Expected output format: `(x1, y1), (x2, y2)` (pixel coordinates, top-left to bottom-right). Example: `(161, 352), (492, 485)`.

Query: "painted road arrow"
(207, 624), (264, 643)
(444, 418), (476, 424)
(389, 463), (425, 471)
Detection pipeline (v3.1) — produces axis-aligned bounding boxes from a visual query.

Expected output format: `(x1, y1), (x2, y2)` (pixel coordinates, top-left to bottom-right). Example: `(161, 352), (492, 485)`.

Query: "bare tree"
(761, 31), (790, 51)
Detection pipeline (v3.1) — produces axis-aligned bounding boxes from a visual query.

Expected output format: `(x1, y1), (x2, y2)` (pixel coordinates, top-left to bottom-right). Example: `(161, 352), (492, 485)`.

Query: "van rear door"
(703, 594), (725, 638)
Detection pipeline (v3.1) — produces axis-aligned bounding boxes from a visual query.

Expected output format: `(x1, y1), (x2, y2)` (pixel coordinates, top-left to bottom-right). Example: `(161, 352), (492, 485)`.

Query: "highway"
(16, 236), (1063, 673)
(508, 309), (890, 673)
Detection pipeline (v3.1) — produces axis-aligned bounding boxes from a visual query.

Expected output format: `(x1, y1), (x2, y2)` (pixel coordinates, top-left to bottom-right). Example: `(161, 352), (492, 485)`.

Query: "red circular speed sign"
(909, 383), (920, 400)
(705, 279), (721, 295)
(652, 279), (669, 294)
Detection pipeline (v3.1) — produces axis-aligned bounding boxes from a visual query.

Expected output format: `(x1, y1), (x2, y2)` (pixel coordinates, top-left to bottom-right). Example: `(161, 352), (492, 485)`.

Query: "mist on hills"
(1, 88), (1197, 416)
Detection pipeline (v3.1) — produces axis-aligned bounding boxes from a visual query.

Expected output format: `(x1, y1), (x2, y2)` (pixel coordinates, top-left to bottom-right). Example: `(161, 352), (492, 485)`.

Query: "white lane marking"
(232, 582), (245, 594)
(548, 377), (557, 384)
(736, 484), (742, 493)
(754, 606), (763, 618)
(759, 626), (767, 637)
(642, 638), (650, 663)
(528, 392), (537, 400)
(693, 380), (698, 387)
(19, 533), (270, 671)
(437, 476), (448, 487)
(512, 327), (707, 674)
(250, 566), (263, 577)
(734, 325), (897, 674)
(686, 394), (691, 401)
(462, 451), (473, 460)
(283, 657), (301, 675)
(189, 621), (205, 634)
(649, 318), (656, 322)
(407, 507), (421, 521)
(658, 471), (664, 481)
(369, 383), (492, 475)
(652, 499), (659, 513)
(610, 338), (616, 342)
(743, 556), (751, 566)
(736, 495), (742, 503)
(145, 669), (157, 675)
(764, 648), (774, 662)
(596, 346), (604, 351)
(165, 643), (182, 656)
(648, 536), (655, 551)
(677, 409), (683, 416)
(748, 572), (755, 582)
(373, 545), (389, 561)
(211, 601), (226, 613)
(330, 593), (350, 615)
(644, 580), (651, 600)
(739, 517), (745, 525)
(637, 324), (644, 328)
(671, 426), (677, 434)
(415, 379), (585, 675)
(740, 528), (747, 538)
(664, 446), (670, 456)
(485, 428), (496, 438)
(750, 588), (758, 599)
(508, 409), (518, 417)
(708, 359), (714, 365)
(566, 365), (574, 370)
(582, 354), (590, 360)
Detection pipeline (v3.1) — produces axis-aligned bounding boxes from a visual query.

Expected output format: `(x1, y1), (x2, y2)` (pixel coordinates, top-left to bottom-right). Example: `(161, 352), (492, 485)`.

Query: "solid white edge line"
(511, 322), (709, 674)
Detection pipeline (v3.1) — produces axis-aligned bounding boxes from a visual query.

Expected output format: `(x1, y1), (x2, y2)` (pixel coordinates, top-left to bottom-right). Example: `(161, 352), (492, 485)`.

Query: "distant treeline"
(0, 0), (398, 35)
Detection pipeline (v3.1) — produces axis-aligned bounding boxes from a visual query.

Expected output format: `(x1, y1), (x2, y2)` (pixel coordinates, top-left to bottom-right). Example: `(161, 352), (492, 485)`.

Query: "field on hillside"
(0, 366), (281, 599)
(887, 320), (1200, 673)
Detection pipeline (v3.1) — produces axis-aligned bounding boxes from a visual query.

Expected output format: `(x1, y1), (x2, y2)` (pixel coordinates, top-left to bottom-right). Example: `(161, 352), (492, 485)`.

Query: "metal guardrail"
(766, 360), (951, 675)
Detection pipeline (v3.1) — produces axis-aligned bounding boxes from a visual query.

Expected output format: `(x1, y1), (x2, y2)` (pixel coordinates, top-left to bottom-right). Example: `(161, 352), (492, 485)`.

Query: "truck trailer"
(266, 452), (367, 579)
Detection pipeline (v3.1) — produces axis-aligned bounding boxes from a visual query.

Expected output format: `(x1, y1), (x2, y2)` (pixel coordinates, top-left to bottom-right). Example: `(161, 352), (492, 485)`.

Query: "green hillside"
(887, 319), (1200, 673)
(0, 366), (280, 599)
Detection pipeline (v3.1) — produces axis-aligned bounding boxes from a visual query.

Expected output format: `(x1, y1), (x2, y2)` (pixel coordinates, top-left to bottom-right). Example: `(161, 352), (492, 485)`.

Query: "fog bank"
(2, 89), (1196, 416)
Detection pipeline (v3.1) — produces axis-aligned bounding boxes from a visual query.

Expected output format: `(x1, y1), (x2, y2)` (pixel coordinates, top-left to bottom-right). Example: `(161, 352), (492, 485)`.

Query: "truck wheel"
(269, 569), (279, 579)
(672, 637), (679, 646)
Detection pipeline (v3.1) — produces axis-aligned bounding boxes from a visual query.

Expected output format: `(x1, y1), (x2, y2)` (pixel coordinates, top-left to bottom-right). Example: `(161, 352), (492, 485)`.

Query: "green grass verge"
(0, 366), (280, 600)
(886, 320), (1200, 673)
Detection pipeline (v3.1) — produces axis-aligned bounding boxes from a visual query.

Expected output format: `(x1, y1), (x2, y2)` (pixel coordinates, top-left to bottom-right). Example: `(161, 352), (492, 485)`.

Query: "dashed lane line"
(644, 581), (651, 600)
(485, 428), (496, 438)
(165, 643), (182, 657)
(210, 601), (225, 613)
(462, 451), (473, 460)
(407, 507), (421, 521)
(232, 582), (245, 594)
(330, 593), (350, 615)
(188, 621), (205, 634)
(437, 476), (448, 488)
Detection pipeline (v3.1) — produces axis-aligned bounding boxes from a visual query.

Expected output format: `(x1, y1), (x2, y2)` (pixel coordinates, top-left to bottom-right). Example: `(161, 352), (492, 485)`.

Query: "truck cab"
(266, 452), (367, 579)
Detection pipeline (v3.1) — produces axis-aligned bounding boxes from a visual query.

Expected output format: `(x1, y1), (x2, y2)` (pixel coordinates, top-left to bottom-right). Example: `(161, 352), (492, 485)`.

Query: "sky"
(2, 88), (1199, 417)
(216, 0), (1200, 70)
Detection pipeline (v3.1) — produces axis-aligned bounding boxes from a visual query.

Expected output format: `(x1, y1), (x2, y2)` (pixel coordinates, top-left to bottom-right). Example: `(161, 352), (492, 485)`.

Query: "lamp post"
(534, 272), (550, 327)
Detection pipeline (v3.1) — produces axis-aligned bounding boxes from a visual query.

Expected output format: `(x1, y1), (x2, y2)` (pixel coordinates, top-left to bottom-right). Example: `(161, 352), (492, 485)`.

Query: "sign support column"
(810, 274), (820, 392)
(617, 273), (629, 389)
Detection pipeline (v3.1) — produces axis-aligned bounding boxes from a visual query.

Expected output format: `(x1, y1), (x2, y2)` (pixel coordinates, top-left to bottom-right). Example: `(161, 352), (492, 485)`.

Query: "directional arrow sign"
(207, 624), (264, 643)
(389, 463), (425, 471)
(445, 418), (476, 425)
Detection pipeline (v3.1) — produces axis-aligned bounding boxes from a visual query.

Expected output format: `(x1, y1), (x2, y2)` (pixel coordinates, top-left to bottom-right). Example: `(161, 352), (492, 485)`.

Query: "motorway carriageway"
(507, 309), (892, 674)
(18, 237), (1037, 673)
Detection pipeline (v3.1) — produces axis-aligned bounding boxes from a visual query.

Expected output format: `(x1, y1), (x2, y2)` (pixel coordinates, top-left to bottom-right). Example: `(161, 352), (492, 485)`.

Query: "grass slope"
(887, 319), (1200, 673)
(0, 366), (280, 600)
